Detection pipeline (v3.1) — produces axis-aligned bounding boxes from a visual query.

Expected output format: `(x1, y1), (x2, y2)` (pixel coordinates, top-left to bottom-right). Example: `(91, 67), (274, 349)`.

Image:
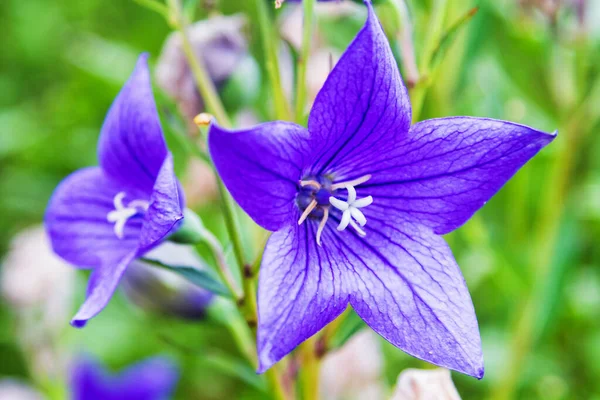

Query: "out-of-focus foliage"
(1, 0), (599, 399)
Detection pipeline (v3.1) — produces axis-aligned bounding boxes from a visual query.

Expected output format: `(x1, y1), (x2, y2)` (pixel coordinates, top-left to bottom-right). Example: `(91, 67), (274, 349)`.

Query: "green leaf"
(531, 213), (582, 344)
(329, 310), (366, 350)
(484, 6), (556, 117)
(200, 352), (267, 392)
(141, 258), (232, 298)
(430, 6), (479, 70)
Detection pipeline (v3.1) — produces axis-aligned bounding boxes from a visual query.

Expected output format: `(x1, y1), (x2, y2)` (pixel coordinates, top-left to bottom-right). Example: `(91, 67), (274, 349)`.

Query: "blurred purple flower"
(71, 356), (178, 400)
(155, 15), (248, 127)
(1, 226), (75, 380)
(209, 0), (556, 377)
(45, 54), (184, 328)
(122, 242), (213, 320)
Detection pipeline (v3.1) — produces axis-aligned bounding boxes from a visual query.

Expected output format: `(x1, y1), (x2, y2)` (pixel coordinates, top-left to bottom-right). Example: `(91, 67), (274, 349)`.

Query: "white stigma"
(106, 192), (149, 239)
(329, 185), (373, 237)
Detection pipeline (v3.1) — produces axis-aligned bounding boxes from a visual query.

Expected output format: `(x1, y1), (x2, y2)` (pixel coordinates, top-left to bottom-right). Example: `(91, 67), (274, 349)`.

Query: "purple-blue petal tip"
(71, 319), (87, 329)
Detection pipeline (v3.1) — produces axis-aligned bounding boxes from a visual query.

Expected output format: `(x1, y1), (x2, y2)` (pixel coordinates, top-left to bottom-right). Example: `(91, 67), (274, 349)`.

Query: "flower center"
(106, 192), (149, 239)
(296, 174), (373, 246)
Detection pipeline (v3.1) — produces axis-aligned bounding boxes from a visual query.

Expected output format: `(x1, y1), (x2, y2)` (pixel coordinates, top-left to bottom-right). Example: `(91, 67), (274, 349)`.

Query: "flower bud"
(390, 368), (462, 400)
(320, 331), (385, 400)
(121, 242), (213, 320)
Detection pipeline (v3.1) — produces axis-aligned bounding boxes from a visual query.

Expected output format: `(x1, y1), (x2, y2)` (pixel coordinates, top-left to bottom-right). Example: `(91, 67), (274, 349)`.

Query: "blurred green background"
(1, 0), (599, 399)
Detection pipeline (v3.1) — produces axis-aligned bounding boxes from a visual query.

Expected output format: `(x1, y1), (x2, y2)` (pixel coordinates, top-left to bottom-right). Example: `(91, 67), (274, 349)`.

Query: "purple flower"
(45, 54), (184, 328)
(71, 356), (178, 400)
(209, 1), (556, 377)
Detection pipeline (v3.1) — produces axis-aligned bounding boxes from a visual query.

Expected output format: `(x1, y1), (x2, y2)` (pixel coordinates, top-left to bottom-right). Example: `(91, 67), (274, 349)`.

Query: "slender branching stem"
(133, 0), (170, 18)
(295, 0), (316, 123)
(195, 232), (243, 301)
(408, 0), (448, 122)
(300, 336), (320, 400)
(167, 0), (232, 127)
(253, 0), (291, 121)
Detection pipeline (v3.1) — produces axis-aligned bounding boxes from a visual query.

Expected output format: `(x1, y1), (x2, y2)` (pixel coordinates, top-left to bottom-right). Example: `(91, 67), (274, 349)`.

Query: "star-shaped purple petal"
(45, 54), (184, 328)
(71, 356), (179, 400)
(210, 0), (555, 378)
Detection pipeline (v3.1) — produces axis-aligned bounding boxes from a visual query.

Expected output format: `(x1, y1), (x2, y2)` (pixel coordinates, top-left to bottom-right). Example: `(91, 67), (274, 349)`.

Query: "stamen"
(331, 174), (372, 190)
(300, 180), (321, 189)
(298, 199), (317, 225)
(316, 207), (329, 247)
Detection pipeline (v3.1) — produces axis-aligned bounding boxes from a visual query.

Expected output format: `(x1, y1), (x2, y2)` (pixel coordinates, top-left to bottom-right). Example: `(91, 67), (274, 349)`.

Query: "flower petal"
(114, 357), (179, 399)
(98, 53), (168, 193)
(257, 218), (349, 372)
(71, 357), (109, 400)
(208, 121), (311, 231)
(360, 117), (557, 234)
(71, 356), (179, 400)
(337, 212), (483, 378)
(71, 250), (136, 328)
(138, 153), (185, 254)
(307, 2), (411, 179)
(45, 167), (143, 269)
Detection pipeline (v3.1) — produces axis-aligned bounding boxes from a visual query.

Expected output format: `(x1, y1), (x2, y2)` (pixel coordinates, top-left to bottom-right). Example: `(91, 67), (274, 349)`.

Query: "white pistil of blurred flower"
(320, 331), (385, 400)
(390, 368), (462, 400)
(0, 226), (75, 381)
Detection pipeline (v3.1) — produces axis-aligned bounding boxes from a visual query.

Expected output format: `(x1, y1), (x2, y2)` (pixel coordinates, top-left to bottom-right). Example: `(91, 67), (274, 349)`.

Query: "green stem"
(132, 0), (170, 18)
(166, 4), (287, 398)
(408, 0), (448, 122)
(300, 337), (320, 400)
(266, 366), (289, 400)
(206, 300), (257, 365)
(241, 265), (259, 330)
(216, 180), (247, 270)
(195, 232), (243, 301)
(254, 0), (291, 121)
(295, 0), (316, 123)
(250, 231), (271, 276)
(168, 0), (232, 127)
(389, 0), (420, 88)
